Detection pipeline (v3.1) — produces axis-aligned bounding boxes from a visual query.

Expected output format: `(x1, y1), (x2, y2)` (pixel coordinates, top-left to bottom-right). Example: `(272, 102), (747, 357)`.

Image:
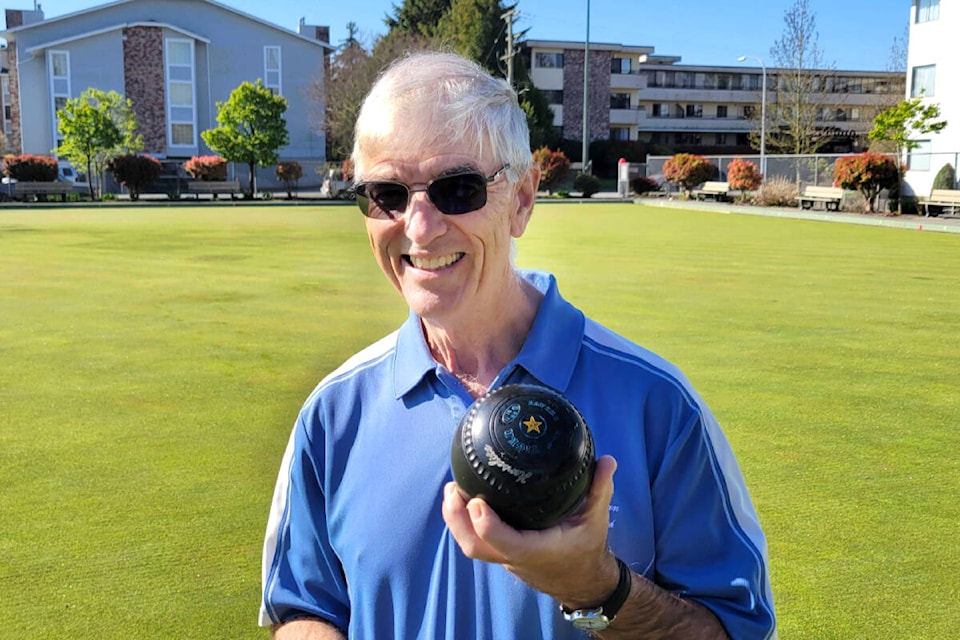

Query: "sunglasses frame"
(354, 164), (511, 219)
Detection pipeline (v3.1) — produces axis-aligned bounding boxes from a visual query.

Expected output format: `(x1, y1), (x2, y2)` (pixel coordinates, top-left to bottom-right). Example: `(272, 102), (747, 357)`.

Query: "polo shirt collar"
(391, 270), (585, 399)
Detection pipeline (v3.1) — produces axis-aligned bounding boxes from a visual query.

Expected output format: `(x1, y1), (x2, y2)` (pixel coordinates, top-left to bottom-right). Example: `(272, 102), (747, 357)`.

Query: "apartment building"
(904, 0), (956, 196)
(523, 39), (904, 156)
(1, 0), (331, 173)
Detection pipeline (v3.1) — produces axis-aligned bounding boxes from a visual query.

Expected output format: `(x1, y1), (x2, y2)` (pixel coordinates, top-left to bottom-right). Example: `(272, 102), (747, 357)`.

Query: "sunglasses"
(354, 164), (511, 219)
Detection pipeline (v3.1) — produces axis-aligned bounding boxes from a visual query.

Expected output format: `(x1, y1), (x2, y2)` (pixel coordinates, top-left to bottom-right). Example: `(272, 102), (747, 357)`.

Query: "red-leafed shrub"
(184, 155), (227, 180)
(532, 146), (571, 193)
(2, 154), (58, 182)
(107, 154), (161, 201)
(727, 158), (763, 200)
(833, 152), (899, 213)
(276, 160), (303, 198)
(662, 153), (716, 195)
(341, 157), (354, 182)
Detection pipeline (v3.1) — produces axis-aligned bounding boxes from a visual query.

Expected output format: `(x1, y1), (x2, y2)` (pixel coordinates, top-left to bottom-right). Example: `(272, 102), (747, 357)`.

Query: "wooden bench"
(796, 185), (844, 211)
(186, 180), (240, 200)
(693, 181), (732, 202)
(13, 181), (73, 202)
(919, 189), (960, 217)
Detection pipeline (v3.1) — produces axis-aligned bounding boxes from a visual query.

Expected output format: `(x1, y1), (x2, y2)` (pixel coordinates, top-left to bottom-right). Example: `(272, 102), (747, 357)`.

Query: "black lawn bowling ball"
(451, 383), (596, 530)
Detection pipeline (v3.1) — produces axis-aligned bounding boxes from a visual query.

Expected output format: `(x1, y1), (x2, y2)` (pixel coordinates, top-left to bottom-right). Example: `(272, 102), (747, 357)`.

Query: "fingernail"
(468, 501), (483, 522)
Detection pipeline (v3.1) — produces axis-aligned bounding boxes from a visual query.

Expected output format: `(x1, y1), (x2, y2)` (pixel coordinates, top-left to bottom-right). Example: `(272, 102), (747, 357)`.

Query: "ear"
(510, 164), (541, 238)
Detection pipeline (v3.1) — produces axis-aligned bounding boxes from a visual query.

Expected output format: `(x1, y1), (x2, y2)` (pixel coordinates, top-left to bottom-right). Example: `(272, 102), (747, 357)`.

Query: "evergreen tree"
(385, 0), (451, 38)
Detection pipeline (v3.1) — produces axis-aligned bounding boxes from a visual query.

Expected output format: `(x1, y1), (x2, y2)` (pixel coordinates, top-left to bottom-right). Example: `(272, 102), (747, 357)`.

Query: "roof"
(25, 21), (211, 54)
(2, 0), (333, 50)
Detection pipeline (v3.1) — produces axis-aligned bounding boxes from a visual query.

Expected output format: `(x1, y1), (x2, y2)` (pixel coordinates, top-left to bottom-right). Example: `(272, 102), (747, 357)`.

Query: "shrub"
(932, 163), (956, 191)
(276, 160), (303, 199)
(588, 139), (647, 178)
(2, 154), (58, 182)
(662, 153), (716, 195)
(727, 158), (763, 200)
(341, 158), (354, 182)
(754, 176), (799, 207)
(833, 152), (899, 213)
(573, 173), (601, 198)
(631, 176), (659, 195)
(184, 155), (227, 181)
(532, 146), (571, 193)
(106, 154), (161, 201)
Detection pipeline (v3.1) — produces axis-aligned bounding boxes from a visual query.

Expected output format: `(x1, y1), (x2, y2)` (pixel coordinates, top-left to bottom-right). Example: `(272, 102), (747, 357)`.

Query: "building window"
(685, 104), (703, 118)
(716, 105), (728, 118)
(916, 0), (939, 23)
(611, 57), (632, 74)
(610, 127), (630, 141)
(908, 140), (932, 171)
(49, 50), (70, 146)
(610, 93), (631, 109)
(911, 64), (936, 97)
(542, 90), (563, 105)
(264, 46), (281, 94)
(165, 38), (196, 147)
(740, 105), (756, 119)
(676, 133), (702, 145)
(535, 52), (563, 68)
(716, 133), (728, 146)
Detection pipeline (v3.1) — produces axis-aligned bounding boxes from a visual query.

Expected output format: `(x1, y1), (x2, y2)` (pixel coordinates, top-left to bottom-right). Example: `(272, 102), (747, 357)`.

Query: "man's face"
(358, 140), (535, 326)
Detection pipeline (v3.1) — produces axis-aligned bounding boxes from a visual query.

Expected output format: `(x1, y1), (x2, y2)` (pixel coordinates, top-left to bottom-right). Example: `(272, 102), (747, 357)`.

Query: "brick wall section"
(5, 9), (23, 28)
(6, 44), (21, 154)
(123, 26), (166, 153)
(561, 48), (611, 145)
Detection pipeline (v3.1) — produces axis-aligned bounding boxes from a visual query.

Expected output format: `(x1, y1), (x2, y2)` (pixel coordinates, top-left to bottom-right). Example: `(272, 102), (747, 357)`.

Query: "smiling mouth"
(406, 253), (465, 271)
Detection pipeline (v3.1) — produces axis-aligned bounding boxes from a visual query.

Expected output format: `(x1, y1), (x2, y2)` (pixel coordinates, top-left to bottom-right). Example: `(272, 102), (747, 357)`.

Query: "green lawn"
(1, 203), (957, 638)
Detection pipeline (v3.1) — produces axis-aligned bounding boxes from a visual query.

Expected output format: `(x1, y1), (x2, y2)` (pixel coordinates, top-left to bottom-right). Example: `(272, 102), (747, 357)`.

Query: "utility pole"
(501, 8), (517, 88)
(581, 0), (591, 174)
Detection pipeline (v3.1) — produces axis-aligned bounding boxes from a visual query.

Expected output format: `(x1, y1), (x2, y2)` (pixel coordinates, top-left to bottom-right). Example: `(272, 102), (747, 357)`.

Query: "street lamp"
(737, 55), (766, 178)
(581, 0), (591, 174)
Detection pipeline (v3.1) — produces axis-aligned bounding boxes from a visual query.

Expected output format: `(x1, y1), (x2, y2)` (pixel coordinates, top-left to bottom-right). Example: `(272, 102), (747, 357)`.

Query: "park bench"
(693, 181), (732, 202)
(918, 189), (960, 217)
(796, 185), (844, 211)
(13, 181), (73, 202)
(186, 180), (241, 200)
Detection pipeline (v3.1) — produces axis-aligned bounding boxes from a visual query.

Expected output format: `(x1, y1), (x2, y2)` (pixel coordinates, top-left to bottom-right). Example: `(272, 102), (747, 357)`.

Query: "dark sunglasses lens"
(357, 183), (409, 217)
(429, 174), (487, 215)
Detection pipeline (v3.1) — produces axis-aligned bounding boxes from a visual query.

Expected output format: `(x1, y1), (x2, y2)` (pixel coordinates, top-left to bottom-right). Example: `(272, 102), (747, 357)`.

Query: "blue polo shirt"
(261, 270), (776, 639)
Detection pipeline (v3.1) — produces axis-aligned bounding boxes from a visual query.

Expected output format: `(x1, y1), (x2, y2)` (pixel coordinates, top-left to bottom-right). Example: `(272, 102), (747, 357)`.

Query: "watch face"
(571, 613), (611, 631)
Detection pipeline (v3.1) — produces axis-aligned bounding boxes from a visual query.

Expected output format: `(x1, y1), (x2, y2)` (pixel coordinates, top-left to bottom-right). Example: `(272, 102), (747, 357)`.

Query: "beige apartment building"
(522, 39), (905, 156)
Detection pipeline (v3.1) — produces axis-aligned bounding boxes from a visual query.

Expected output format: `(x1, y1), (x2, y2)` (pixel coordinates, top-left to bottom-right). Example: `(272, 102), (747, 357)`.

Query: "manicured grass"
(1, 203), (957, 638)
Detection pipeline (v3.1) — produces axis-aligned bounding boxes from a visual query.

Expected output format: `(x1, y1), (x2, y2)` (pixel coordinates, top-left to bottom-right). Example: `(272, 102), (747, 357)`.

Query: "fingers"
(441, 482), (506, 563)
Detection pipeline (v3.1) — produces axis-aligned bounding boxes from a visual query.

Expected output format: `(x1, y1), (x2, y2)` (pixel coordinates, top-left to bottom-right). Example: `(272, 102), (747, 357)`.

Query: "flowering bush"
(833, 152), (899, 213)
(662, 153), (716, 195)
(184, 155), (227, 181)
(276, 160), (303, 198)
(532, 146), (570, 193)
(106, 154), (161, 201)
(2, 154), (58, 181)
(727, 158), (762, 199)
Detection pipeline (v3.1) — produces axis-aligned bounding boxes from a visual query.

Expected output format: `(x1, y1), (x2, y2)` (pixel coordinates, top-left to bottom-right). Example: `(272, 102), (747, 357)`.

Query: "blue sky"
(32, 0), (910, 71)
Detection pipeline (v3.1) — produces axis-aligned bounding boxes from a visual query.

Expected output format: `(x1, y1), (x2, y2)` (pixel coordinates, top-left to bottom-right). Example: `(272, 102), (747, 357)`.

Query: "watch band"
(561, 557), (633, 630)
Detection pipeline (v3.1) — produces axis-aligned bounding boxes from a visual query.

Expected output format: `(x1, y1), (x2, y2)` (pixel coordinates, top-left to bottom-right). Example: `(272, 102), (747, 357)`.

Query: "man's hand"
(442, 454), (621, 608)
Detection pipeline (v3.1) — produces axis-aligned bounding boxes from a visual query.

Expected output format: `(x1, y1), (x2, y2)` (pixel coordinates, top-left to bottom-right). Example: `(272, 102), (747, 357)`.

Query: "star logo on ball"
(523, 415), (543, 435)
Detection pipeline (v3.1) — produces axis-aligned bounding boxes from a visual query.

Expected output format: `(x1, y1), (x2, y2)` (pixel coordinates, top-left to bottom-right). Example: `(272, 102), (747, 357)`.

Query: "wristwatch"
(560, 557), (632, 631)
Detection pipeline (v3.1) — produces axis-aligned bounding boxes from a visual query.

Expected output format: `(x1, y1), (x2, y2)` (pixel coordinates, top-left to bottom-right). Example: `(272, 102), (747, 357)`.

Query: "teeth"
(409, 253), (463, 271)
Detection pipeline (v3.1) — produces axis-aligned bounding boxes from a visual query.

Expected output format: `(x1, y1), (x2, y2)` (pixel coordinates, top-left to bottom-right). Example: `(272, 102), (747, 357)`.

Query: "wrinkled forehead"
(353, 86), (489, 179)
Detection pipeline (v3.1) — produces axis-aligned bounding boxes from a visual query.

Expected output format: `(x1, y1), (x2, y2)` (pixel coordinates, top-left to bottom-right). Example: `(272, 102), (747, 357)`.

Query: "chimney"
(5, 6), (44, 29)
(297, 20), (329, 45)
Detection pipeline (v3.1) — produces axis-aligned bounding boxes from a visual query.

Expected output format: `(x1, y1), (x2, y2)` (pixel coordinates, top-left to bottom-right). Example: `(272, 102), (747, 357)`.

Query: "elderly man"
(260, 51), (776, 639)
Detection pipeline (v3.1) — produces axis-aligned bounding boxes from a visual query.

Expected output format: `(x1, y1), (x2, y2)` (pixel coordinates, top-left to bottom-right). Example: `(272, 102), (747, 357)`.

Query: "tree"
(868, 97), (947, 214)
(833, 152), (899, 213)
(727, 158), (763, 201)
(766, 0), (838, 157)
(385, 0), (451, 38)
(276, 160), (303, 199)
(663, 153), (716, 196)
(57, 88), (142, 200)
(435, 0), (506, 72)
(201, 80), (289, 197)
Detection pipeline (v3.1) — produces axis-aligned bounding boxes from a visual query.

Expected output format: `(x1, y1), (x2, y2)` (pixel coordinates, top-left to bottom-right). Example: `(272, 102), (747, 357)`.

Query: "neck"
(423, 272), (541, 398)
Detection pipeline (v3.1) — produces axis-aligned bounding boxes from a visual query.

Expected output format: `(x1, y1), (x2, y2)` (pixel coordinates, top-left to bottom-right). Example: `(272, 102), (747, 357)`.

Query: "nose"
(403, 188), (446, 245)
